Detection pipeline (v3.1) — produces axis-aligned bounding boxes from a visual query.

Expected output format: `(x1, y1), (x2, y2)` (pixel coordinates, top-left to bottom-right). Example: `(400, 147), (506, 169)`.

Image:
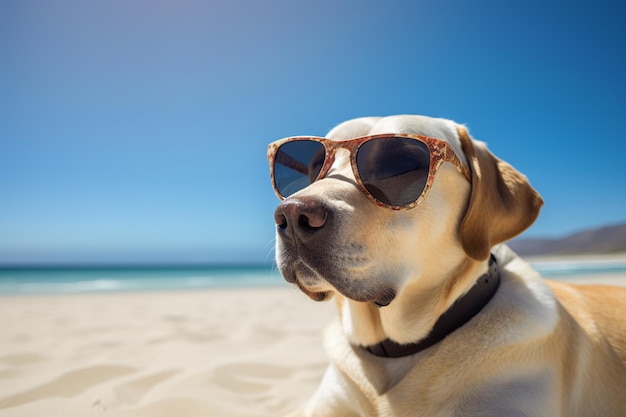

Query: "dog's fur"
(273, 115), (626, 417)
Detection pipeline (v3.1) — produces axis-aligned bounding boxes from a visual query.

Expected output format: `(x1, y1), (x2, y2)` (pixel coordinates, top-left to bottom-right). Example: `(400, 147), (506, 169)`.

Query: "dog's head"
(270, 115), (543, 306)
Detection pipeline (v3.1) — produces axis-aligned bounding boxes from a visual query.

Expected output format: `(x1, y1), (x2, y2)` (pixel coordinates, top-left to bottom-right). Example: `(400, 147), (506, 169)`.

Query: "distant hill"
(508, 222), (626, 256)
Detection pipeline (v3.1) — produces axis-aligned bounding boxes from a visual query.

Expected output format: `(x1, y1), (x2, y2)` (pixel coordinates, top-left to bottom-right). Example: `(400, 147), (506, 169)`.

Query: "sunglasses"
(267, 134), (471, 210)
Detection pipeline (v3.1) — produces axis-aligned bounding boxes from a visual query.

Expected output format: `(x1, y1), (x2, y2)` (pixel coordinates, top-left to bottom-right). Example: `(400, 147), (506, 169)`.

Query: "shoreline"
(546, 272), (626, 286)
(1, 254), (625, 296)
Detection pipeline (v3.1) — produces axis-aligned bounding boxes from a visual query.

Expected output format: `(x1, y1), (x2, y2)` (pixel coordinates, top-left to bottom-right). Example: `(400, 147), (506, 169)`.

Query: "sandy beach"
(1, 272), (625, 417)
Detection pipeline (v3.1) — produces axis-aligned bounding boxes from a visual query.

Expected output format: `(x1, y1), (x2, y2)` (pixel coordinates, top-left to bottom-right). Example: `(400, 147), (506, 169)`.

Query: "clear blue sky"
(1, 0), (625, 264)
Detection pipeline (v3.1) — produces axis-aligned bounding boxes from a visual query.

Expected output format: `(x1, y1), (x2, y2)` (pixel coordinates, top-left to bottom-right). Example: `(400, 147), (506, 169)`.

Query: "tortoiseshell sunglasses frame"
(267, 133), (471, 211)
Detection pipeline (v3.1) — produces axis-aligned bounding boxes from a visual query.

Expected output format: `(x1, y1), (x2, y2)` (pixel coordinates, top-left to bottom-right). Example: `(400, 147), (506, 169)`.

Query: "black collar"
(365, 255), (500, 358)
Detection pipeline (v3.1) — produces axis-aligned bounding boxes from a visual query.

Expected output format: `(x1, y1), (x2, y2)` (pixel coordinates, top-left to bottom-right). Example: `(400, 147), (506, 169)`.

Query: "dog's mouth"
(295, 280), (330, 302)
(277, 254), (397, 306)
(279, 260), (331, 302)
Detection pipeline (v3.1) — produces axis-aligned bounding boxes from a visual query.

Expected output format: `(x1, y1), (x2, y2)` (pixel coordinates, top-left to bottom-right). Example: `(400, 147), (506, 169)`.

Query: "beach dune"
(0, 273), (624, 416)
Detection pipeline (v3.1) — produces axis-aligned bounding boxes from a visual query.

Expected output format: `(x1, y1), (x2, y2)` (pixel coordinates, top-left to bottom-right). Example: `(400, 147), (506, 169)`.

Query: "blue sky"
(1, 0), (625, 264)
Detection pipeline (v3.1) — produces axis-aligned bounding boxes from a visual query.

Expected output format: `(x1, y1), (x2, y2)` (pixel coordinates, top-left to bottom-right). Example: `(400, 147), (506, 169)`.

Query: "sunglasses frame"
(267, 133), (471, 211)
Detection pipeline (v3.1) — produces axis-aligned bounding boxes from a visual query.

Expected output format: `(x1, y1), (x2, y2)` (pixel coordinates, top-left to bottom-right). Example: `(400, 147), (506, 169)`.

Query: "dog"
(268, 115), (626, 416)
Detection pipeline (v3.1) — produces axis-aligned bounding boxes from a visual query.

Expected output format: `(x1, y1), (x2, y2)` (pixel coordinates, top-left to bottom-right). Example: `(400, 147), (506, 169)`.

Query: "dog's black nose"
(274, 197), (328, 240)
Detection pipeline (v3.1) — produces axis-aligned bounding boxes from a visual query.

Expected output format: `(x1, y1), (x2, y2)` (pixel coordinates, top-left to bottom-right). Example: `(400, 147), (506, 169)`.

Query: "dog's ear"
(457, 126), (543, 261)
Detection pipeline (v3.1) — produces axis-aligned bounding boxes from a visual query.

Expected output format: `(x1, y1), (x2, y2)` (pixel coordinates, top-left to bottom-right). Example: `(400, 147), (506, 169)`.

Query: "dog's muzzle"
(274, 196), (397, 306)
(273, 196), (333, 301)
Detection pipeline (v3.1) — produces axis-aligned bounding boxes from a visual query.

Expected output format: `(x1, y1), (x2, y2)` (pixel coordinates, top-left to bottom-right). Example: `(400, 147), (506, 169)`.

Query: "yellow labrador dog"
(267, 115), (626, 417)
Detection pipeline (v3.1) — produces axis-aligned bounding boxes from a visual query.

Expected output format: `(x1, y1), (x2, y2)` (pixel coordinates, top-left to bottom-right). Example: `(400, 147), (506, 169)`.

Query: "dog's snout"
(274, 197), (328, 239)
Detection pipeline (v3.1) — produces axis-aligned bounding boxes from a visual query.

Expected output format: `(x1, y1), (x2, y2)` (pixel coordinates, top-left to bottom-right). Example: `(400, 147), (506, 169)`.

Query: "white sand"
(0, 288), (334, 416)
(1, 274), (624, 416)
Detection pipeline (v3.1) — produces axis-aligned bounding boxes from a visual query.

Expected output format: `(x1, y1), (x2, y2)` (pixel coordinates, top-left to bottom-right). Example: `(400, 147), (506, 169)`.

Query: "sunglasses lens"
(274, 140), (325, 197)
(356, 137), (430, 207)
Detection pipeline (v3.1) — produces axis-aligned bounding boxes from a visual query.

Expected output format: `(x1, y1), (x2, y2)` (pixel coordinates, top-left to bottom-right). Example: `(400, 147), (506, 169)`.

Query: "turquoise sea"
(0, 265), (286, 295)
(1, 260), (625, 295)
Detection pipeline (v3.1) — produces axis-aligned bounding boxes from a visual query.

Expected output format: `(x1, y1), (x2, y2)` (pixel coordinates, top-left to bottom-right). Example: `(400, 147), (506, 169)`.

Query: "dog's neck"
(335, 255), (500, 357)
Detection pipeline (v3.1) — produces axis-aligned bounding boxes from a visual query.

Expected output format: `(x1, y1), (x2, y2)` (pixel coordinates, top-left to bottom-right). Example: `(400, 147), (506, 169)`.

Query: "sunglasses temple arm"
(275, 150), (309, 175)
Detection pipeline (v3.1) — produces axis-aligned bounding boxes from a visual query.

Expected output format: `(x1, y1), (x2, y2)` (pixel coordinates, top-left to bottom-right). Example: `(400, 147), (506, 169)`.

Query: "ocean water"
(0, 260), (625, 295)
(0, 265), (287, 295)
